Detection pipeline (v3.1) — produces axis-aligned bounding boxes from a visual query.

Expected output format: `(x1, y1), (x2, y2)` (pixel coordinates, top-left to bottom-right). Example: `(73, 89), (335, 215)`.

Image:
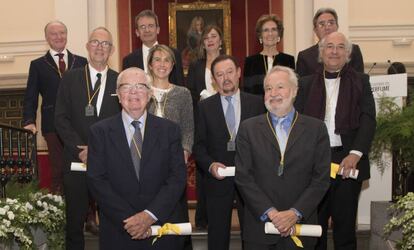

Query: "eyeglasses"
(138, 24), (157, 31)
(118, 83), (149, 93)
(89, 39), (112, 48)
(324, 43), (346, 51)
(317, 20), (337, 28)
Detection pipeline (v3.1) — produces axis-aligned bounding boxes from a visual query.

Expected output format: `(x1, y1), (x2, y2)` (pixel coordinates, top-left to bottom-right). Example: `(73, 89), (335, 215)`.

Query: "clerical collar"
(324, 70), (341, 79)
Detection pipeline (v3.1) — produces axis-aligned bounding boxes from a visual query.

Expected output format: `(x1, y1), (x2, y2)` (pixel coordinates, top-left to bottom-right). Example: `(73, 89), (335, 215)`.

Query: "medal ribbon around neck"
(84, 65), (102, 106)
(266, 111), (298, 174)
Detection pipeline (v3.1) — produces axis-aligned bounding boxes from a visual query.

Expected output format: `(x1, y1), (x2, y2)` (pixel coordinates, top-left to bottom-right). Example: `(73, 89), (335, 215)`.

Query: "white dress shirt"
(88, 64), (108, 116)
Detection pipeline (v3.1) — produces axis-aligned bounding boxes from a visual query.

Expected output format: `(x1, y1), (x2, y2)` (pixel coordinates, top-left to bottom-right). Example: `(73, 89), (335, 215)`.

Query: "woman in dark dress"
(243, 14), (295, 95)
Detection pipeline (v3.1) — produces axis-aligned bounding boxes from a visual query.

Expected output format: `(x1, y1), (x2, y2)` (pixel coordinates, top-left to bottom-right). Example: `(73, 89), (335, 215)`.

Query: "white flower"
(6, 198), (17, 204)
(0, 207), (6, 215)
(37, 200), (42, 207)
(25, 202), (33, 210)
(2, 219), (10, 227)
(42, 201), (48, 209)
(7, 211), (15, 220)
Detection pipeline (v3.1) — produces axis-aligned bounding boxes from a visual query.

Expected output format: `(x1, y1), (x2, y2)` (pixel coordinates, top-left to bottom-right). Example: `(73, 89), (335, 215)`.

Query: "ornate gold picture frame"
(168, 1), (231, 73)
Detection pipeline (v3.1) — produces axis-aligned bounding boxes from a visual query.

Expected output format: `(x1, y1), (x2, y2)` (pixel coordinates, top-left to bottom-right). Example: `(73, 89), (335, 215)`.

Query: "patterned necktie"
(276, 117), (288, 152)
(130, 121), (143, 180)
(56, 53), (66, 76)
(94, 73), (102, 91)
(224, 96), (236, 136)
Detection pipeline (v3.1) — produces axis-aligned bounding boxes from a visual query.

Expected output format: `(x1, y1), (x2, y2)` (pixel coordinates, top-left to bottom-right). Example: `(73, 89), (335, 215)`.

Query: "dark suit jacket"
(187, 58), (207, 104)
(294, 72), (376, 181)
(54, 67), (121, 172)
(193, 92), (265, 196)
(122, 47), (184, 86)
(23, 51), (87, 133)
(87, 113), (187, 250)
(235, 113), (331, 246)
(243, 52), (295, 95)
(296, 44), (364, 77)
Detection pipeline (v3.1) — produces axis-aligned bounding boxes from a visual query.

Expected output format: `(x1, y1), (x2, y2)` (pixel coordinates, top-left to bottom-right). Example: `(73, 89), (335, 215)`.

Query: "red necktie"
(56, 53), (66, 76)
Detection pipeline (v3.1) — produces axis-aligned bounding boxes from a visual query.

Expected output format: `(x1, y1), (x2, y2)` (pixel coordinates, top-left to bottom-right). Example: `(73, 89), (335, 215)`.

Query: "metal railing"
(0, 123), (37, 198)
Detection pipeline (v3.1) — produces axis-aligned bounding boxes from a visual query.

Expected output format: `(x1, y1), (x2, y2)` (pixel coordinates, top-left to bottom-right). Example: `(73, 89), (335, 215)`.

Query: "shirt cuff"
(290, 208), (303, 222)
(144, 209), (158, 222)
(350, 150), (363, 157)
(260, 207), (276, 222)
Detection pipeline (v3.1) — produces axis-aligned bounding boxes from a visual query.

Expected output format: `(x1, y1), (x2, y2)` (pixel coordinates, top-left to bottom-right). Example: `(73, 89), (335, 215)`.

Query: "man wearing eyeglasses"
(296, 8), (364, 77)
(87, 67), (187, 250)
(122, 9), (184, 86)
(295, 32), (376, 250)
(55, 27), (121, 250)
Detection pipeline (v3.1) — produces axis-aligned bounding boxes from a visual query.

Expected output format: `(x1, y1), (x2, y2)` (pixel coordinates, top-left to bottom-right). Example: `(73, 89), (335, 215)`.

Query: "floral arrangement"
(384, 192), (414, 250)
(0, 192), (65, 249)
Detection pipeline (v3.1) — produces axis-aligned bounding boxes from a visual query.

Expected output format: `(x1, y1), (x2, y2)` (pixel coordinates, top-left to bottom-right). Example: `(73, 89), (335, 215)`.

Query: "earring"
(277, 37), (280, 43)
(259, 38), (263, 44)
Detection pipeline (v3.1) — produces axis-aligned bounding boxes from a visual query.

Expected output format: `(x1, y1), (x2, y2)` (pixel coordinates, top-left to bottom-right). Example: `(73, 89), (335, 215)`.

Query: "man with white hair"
(235, 65), (330, 250)
(87, 67), (187, 250)
(295, 32), (376, 250)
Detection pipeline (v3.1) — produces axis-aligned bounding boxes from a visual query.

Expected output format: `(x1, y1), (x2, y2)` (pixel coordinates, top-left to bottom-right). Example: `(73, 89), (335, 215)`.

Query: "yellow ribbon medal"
(152, 223), (181, 245)
(330, 163), (340, 179)
(291, 224), (304, 248)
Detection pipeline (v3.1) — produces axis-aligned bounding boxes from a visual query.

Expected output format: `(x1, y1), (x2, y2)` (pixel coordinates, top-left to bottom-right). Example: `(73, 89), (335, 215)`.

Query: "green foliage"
(384, 192), (414, 249)
(371, 97), (414, 174)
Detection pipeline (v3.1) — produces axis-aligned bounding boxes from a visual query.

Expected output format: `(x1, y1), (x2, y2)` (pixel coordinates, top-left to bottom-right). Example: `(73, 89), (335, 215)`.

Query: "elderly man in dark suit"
(87, 67), (187, 250)
(296, 8), (364, 77)
(55, 27), (121, 250)
(122, 9), (184, 86)
(193, 55), (265, 250)
(235, 65), (331, 250)
(23, 20), (87, 194)
(295, 32), (376, 250)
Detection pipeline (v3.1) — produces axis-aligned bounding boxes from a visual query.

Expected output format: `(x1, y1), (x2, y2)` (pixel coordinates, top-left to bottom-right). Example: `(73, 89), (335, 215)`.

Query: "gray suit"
(235, 112), (330, 248)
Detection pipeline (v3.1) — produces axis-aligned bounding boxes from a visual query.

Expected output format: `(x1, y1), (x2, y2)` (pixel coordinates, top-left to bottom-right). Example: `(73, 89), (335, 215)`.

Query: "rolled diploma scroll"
(217, 166), (235, 177)
(150, 223), (192, 236)
(338, 168), (359, 179)
(331, 163), (358, 179)
(71, 162), (86, 172)
(264, 222), (322, 237)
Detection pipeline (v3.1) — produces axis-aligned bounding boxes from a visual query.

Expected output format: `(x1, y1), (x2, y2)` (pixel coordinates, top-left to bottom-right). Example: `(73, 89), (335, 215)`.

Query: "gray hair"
(264, 65), (298, 88)
(44, 20), (67, 35)
(89, 27), (113, 43)
(313, 8), (338, 28)
(116, 67), (150, 90)
(318, 32), (352, 63)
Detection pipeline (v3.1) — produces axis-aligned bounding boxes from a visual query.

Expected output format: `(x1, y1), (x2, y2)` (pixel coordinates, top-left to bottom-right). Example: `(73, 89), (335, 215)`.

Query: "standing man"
(23, 20), (87, 194)
(295, 32), (376, 250)
(122, 9), (184, 86)
(87, 67), (187, 250)
(235, 66), (330, 250)
(55, 27), (121, 250)
(193, 55), (265, 250)
(296, 8), (364, 77)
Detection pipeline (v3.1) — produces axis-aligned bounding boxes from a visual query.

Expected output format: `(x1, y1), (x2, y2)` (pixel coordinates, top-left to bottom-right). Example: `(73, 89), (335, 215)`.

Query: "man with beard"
(193, 55), (265, 250)
(295, 32), (376, 250)
(235, 66), (330, 250)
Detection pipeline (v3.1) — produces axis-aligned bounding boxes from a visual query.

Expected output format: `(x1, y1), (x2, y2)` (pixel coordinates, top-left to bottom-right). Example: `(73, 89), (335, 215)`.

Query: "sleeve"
(54, 74), (84, 159)
(179, 88), (194, 152)
(23, 61), (40, 125)
(296, 51), (307, 77)
(122, 55), (130, 70)
(193, 102), (215, 173)
(172, 50), (185, 86)
(86, 125), (136, 229)
(187, 61), (199, 103)
(145, 124), (187, 222)
(351, 74), (376, 154)
(234, 121), (275, 219)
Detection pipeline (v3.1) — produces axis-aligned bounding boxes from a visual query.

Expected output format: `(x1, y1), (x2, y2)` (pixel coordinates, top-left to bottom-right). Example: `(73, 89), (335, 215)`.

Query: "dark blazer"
(23, 51), (87, 133)
(54, 67), (121, 171)
(235, 113), (331, 246)
(243, 52), (295, 95)
(187, 58), (207, 104)
(296, 44), (364, 77)
(193, 92), (265, 196)
(294, 72), (376, 181)
(87, 113), (187, 250)
(122, 47), (185, 86)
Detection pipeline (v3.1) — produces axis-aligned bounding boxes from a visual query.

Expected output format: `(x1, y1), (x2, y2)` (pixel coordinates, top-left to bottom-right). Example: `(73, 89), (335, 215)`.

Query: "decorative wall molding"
(0, 73), (28, 90)
(0, 40), (47, 57)
(350, 24), (414, 44)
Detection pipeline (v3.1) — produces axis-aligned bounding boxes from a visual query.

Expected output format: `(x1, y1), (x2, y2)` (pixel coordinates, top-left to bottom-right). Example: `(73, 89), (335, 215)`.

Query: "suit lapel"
(67, 50), (75, 70)
(285, 113), (305, 153)
(240, 92), (251, 121)
(108, 114), (137, 178)
(137, 49), (144, 68)
(43, 51), (60, 75)
(212, 94), (231, 137)
(99, 69), (117, 118)
(259, 113), (280, 152)
(140, 114), (159, 169)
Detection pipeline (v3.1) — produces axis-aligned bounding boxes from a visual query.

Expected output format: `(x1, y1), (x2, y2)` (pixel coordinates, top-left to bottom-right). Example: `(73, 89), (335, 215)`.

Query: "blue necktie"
(225, 96), (236, 136)
(275, 117), (288, 152)
(130, 121), (143, 180)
